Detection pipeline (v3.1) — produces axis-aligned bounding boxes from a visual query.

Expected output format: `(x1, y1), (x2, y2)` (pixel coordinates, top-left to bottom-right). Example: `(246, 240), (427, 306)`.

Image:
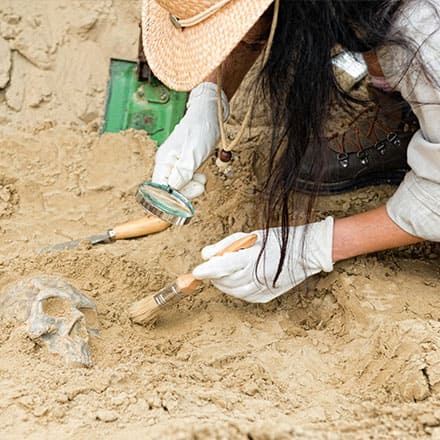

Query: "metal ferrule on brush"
(153, 283), (188, 307)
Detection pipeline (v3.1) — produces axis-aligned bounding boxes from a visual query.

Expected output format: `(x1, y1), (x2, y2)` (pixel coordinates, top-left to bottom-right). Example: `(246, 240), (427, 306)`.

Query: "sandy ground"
(0, 1), (439, 439)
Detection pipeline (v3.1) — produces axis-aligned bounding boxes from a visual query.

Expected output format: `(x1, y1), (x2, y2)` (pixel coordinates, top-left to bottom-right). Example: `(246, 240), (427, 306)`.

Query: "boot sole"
(295, 169), (409, 195)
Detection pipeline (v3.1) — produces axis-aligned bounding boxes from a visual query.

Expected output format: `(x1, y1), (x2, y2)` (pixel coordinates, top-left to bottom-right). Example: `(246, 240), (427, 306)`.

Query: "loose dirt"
(0, 1), (439, 439)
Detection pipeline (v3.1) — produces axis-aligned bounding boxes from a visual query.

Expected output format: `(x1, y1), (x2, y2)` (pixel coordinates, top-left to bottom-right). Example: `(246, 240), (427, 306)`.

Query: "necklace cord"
(216, 0), (280, 162)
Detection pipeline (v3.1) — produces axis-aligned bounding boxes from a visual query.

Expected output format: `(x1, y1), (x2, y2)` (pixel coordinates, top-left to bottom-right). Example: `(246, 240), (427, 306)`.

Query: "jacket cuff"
(386, 171), (440, 242)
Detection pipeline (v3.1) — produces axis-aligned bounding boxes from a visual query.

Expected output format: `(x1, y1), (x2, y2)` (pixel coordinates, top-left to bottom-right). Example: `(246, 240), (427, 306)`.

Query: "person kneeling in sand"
(142, 0), (440, 303)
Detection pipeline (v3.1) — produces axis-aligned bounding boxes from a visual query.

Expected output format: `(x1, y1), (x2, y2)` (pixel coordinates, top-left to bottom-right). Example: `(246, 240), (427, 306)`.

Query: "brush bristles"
(128, 293), (163, 324)
(128, 282), (186, 324)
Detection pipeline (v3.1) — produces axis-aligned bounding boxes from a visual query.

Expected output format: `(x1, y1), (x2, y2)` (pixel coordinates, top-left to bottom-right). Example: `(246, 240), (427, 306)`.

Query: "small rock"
(51, 406), (66, 419)
(33, 406), (48, 417)
(96, 409), (118, 423)
(209, 396), (229, 409)
(55, 393), (69, 404)
(111, 392), (128, 407)
(67, 12), (98, 36)
(147, 395), (162, 409)
(419, 413), (440, 427)
(242, 383), (259, 396)
(0, 186), (11, 202)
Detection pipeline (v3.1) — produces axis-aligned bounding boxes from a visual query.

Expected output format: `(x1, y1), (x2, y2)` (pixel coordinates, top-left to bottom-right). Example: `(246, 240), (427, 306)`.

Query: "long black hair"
(257, 0), (437, 284)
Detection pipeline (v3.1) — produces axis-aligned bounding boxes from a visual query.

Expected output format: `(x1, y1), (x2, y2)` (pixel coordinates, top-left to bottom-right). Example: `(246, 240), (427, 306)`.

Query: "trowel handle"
(111, 216), (170, 240)
(177, 234), (258, 294)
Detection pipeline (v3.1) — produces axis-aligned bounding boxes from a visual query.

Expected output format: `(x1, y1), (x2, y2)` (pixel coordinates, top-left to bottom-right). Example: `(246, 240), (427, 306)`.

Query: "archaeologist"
(143, 0), (440, 303)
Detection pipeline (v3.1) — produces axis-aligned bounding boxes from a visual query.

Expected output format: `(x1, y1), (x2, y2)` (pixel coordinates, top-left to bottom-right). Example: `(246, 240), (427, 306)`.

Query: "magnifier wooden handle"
(177, 234), (258, 294)
(112, 215), (170, 240)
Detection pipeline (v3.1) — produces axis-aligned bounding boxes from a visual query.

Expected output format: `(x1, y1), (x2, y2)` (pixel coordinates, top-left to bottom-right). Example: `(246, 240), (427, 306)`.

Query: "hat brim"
(142, 0), (274, 91)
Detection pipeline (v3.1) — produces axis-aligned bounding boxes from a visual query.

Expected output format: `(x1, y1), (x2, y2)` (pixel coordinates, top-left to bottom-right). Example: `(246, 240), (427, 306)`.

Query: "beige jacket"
(378, 0), (440, 241)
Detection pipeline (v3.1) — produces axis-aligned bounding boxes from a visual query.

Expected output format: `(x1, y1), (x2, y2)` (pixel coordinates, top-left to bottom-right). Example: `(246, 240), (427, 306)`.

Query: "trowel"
(38, 215), (170, 253)
(102, 25), (187, 146)
(39, 182), (196, 253)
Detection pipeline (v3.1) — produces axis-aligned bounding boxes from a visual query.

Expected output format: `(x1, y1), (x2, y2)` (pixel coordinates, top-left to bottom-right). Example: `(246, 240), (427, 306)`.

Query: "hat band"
(169, 0), (233, 29)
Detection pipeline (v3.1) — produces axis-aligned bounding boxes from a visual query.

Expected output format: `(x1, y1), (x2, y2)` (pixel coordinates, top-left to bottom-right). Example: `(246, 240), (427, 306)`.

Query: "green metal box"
(102, 59), (187, 146)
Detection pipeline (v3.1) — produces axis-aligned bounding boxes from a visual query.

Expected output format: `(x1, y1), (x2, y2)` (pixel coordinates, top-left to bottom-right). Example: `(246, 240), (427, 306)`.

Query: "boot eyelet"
(337, 152), (349, 168)
(387, 132), (400, 146)
(376, 141), (386, 156)
(357, 150), (369, 165)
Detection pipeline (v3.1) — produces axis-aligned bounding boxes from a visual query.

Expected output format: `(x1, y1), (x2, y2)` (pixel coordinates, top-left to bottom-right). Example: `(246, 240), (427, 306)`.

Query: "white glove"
(152, 82), (229, 199)
(192, 217), (334, 303)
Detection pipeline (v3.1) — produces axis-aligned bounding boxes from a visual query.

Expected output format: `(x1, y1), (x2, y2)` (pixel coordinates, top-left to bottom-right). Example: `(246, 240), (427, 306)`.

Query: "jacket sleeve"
(378, 1), (440, 241)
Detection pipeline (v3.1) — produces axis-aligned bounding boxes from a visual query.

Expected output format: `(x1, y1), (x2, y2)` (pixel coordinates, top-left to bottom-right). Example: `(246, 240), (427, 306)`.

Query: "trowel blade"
(38, 233), (110, 253)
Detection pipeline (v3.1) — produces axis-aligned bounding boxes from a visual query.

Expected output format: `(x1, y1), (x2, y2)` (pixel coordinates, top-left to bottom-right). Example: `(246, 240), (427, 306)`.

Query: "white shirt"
(378, 0), (440, 241)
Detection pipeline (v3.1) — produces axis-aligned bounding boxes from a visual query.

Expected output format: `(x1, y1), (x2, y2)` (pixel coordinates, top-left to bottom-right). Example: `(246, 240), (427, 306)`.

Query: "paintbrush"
(128, 234), (258, 324)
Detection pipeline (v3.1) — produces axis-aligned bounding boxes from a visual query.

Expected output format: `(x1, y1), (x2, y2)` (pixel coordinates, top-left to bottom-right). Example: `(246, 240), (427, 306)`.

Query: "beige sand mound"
(0, 120), (439, 440)
(0, 1), (439, 439)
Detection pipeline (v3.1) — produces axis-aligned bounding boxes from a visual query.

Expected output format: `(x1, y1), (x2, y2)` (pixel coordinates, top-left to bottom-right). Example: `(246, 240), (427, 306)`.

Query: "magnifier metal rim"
(136, 182), (194, 226)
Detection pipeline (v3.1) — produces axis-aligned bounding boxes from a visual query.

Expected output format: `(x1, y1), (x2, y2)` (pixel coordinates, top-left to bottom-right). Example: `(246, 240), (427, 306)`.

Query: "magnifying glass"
(136, 182), (195, 226)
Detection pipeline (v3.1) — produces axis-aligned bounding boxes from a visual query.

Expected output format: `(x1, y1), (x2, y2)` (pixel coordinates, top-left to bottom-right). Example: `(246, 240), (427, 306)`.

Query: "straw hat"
(141, 0), (274, 91)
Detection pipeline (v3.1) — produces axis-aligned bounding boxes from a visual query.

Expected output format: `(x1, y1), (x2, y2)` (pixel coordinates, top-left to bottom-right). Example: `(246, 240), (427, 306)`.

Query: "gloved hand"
(192, 217), (334, 303)
(152, 82), (229, 199)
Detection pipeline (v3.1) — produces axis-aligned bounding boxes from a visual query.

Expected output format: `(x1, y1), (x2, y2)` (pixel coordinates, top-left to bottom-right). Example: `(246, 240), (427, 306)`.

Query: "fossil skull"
(0, 275), (98, 366)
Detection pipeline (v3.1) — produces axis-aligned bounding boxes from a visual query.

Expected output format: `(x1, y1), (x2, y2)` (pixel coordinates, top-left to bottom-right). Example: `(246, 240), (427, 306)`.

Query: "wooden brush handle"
(177, 234), (258, 294)
(112, 215), (170, 240)
(214, 234), (258, 256)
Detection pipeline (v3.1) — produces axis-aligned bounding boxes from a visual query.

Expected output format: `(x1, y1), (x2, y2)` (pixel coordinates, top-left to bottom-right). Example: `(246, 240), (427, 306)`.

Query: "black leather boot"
(296, 85), (420, 194)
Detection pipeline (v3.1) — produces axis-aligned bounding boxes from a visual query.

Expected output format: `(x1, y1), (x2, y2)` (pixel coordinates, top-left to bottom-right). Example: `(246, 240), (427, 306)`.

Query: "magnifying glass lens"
(136, 182), (194, 226)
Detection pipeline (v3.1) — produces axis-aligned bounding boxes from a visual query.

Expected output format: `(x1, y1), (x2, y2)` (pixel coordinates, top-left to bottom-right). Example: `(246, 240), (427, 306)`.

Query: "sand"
(0, 1), (439, 439)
